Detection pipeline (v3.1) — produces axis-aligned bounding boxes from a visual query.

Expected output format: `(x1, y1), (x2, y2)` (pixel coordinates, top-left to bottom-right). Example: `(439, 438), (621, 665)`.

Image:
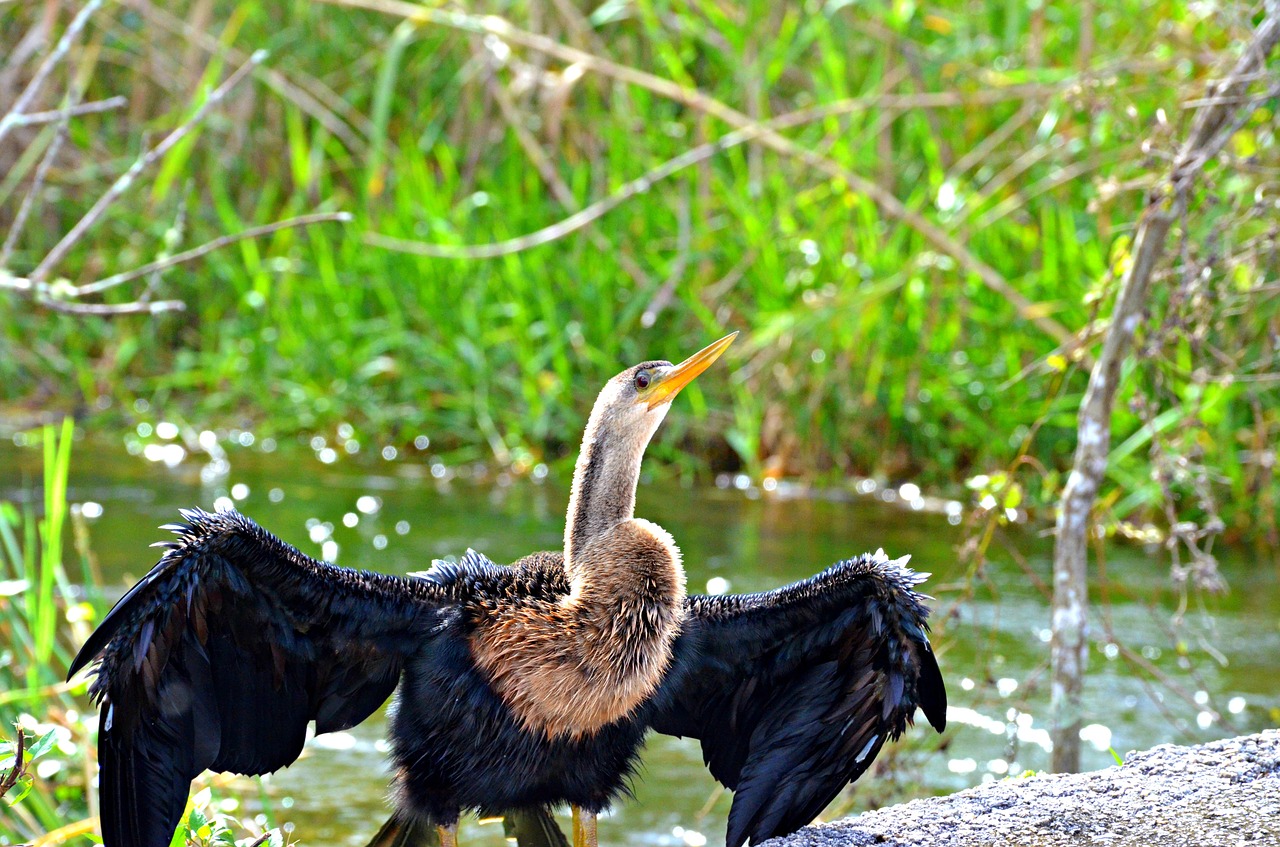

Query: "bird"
(68, 332), (946, 847)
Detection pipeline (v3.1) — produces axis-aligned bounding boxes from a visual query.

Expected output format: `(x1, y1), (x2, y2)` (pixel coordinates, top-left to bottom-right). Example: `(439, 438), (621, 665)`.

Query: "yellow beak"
(644, 332), (738, 409)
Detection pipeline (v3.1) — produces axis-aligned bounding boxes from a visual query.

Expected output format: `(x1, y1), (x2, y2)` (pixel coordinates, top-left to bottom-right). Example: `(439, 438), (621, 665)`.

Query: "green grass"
(1, 1), (1277, 545)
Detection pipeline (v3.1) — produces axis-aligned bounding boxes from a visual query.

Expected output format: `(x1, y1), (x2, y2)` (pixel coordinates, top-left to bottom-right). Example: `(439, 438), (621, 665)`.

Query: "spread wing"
(648, 551), (946, 847)
(68, 508), (448, 847)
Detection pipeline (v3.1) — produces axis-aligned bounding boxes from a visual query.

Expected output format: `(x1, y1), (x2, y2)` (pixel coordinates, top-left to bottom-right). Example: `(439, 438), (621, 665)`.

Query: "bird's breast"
(468, 521), (686, 740)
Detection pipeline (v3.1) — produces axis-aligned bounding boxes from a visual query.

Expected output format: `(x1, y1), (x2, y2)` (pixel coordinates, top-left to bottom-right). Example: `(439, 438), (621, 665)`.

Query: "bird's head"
(589, 332), (738, 443)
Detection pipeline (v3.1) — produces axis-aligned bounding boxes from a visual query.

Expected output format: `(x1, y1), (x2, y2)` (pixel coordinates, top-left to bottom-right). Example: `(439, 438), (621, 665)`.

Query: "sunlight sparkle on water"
(382, 446), (398, 460)
(1228, 696), (1247, 714)
(672, 826), (707, 847)
(311, 731), (357, 751)
(213, 496), (234, 513)
(269, 488), (284, 503)
(155, 421), (179, 440)
(1079, 723), (1112, 751)
(706, 577), (730, 595)
(343, 513), (358, 528)
(80, 501), (104, 519)
(143, 443), (186, 467)
(357, 496), (382, 514)
(231, 483), (249, 500)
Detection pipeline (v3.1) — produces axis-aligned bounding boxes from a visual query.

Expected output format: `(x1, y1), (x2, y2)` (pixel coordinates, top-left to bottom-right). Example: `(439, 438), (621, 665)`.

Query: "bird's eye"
(634, 372), (651, 390)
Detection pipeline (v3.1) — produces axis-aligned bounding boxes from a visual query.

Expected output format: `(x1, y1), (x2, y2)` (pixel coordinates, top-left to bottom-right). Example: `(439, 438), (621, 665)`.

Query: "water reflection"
(1, 439), (1277, 847)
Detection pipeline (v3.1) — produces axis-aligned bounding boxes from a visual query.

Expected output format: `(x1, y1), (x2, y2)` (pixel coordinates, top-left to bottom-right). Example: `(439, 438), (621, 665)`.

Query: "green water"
(2, 437), (1277, 847)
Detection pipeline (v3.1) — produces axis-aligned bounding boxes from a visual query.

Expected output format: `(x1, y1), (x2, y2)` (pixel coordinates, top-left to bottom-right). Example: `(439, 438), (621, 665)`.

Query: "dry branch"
(27, 50), (266, 286)
(0, 728), (26, 800)
(0, 0), (104, 146)
(1049, 1), (1280, 774)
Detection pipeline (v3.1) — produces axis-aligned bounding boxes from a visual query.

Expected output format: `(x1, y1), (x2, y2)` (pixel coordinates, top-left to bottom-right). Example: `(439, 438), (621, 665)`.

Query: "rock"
(769, 730), (1280, 847)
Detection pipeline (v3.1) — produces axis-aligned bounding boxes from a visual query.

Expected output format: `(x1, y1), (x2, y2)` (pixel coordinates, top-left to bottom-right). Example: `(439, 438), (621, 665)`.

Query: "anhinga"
(69, 333), (946, 847)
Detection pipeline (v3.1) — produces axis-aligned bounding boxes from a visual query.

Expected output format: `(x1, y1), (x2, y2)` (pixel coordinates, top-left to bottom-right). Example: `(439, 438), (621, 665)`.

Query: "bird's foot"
(570, 807), (598, 847)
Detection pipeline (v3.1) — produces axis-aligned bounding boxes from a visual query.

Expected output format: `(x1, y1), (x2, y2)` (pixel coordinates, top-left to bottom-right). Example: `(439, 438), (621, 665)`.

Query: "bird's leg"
(437, 823), (458, 847)
(570, 807), (597, 847)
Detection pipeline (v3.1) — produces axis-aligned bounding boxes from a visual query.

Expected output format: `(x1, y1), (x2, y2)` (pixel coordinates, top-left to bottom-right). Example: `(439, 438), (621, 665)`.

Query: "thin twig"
(27, 50), (267, 285)
(35, 298), (187, 315)
(2, 103), (77, 267)
(71, 211), (352, 296)
(0, 0), (104, 146)
(3, 95), (127, 128)
(481, 58), (652, 290)
(641, 183), (692, 328)
(366, 123), (763, 258)
(130, 0), (372, 152)
(0, 727), (27, 800)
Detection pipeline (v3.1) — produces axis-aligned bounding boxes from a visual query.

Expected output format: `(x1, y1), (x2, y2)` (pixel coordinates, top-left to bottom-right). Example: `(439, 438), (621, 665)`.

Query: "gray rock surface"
(773, 730), (1280, 847)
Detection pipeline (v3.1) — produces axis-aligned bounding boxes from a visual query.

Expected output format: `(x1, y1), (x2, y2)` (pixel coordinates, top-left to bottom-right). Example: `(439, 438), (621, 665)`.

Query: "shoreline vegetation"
(1, 2), (1277, 550)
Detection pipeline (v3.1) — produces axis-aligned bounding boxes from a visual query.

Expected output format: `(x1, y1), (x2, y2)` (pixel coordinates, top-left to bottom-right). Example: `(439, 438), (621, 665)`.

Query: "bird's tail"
(363, 815), (440, 847)
(362, 810), (567, 847)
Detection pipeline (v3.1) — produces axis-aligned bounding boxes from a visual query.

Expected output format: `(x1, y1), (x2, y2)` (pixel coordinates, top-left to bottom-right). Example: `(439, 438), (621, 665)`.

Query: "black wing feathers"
(69, 508), (441, 847)
(650, 551), (946, 847)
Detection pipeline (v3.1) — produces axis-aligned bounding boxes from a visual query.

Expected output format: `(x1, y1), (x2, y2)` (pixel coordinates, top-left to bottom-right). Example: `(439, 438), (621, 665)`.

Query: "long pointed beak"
(644, 332), (738, 409)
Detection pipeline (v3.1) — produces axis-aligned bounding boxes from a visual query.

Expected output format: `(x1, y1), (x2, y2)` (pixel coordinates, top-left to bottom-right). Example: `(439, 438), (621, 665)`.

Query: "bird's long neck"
(563, 403), (665, 579)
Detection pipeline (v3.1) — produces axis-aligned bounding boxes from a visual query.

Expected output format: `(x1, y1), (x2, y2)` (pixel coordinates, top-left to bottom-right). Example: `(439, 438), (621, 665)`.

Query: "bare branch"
(366, 122), (762, 258)
(3, 95), (127, 128)
(71, 211), (352, 296)
(130, 0), (372, 153)
(33, 298), (187, 316)
(641, 184), (691, 329)
(1050, 2), (1280, 774)
(0, 727), (27, 800)
(2, 103), (78, 268)
(0, 0), (104, 146)
(27, 50), (267, 286)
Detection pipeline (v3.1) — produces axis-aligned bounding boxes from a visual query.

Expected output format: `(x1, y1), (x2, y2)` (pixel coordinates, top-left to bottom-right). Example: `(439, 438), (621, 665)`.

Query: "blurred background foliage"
(1, 0), (1277, 551)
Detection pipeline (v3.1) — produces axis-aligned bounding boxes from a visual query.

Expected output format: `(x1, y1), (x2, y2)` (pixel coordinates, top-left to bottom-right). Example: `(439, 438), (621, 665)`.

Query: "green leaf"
(25, 729), (58, 762)
(5, 775), (33, 806)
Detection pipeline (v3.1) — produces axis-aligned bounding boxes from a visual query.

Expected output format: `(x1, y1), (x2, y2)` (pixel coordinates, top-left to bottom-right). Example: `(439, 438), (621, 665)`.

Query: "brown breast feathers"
(469, 519), (687, 740)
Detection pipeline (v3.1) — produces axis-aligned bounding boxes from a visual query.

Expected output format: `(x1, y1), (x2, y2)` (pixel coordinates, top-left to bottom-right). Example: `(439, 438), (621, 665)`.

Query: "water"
(2, 438), (1277, 847)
